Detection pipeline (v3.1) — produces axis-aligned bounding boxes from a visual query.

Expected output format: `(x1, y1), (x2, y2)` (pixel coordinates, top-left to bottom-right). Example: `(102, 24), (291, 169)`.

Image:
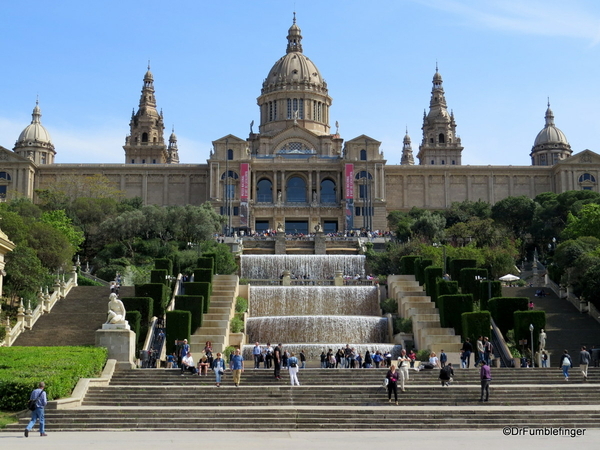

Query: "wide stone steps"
(5, 409), (600, 432)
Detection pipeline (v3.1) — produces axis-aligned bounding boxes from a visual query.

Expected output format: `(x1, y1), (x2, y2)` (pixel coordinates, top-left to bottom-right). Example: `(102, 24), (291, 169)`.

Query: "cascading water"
(249, 286), (379, 317)
(241, 255), (366, 280)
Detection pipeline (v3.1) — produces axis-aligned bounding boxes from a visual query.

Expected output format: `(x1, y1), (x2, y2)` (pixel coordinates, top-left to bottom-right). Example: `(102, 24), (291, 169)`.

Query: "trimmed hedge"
(449, 259), (477, 283)
(0, 347), (107, 411)
(125, 310), (142, 351)
(489, 297), (528, 335)
(415, 258), (433, 285)
(461, 311), (491, 345)
(175, 295), (205, 332)
(193, 268), (213, 284)
(150, 269), (168, 285)
(438, 294), (474, 336)
(77, 275), (104, 286)
(435, 279), (459, 309)
(166, 310), (192, 355)
(184, 282), (211, 314)
(135, 283), (170, 318)
(424, 267), (443, 298)
(514, 311), (546, 354)
(121, 297), (154, 324)
(479, 281), (502, 311)
(196, 257), (215, 274)
(400, 256), (420, 275)
(155, 258), (173, 275)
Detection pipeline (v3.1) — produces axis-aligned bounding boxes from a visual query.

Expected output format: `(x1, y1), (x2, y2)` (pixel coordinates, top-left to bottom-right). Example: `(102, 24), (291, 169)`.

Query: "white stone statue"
(277, 222), (284, 233)
(539, 329), (547, 350)
(105, 293), (127, 325)
(314, 222), (322, 233)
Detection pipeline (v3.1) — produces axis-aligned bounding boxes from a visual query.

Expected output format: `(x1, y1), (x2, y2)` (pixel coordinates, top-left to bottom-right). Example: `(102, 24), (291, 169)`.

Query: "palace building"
(1, 16), (600, 234)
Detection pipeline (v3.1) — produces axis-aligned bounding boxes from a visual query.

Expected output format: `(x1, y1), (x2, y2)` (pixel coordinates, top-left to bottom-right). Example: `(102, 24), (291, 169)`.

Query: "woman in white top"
(429, 352), (440, 368)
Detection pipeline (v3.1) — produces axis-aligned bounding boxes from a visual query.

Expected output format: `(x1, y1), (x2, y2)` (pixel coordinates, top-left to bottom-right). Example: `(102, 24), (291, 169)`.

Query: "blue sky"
(1, 0), (599, 166)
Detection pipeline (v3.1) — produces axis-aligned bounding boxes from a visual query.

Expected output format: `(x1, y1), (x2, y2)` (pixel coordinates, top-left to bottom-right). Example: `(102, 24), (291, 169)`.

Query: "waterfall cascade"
(241, 255), (365, 280)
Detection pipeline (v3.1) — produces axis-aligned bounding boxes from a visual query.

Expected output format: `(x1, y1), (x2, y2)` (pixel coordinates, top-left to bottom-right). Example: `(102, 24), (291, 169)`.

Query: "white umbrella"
(499, 274), (520, 282)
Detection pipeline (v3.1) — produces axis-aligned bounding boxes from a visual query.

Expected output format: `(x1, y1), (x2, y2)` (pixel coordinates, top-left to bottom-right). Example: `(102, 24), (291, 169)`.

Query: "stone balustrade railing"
(1, 266), (78, 346)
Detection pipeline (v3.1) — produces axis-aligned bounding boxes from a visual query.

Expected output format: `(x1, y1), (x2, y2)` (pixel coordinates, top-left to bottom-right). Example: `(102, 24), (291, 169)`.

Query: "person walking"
(580, 346), (591, 380)
(288, 352), (300, 386)
(212, 352), (226, 387)
(252, 342), (262, 369)
(461, 338), (473, 368)
(25, 381), (48, 437)
(299, 349), (306, 369)
(386, 364), (399, 405)
(273, 344), (282, 379)
(397, 349), (410, 392)
(230, 348), (244, 387)
(479, 361), (491, 402)
(560, 349), (573, 381)
(439, 349), (447, 368)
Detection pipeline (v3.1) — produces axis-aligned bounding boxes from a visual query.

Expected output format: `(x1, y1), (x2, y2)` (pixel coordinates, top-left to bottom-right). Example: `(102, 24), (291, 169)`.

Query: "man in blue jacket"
(25, 381), (48, 437)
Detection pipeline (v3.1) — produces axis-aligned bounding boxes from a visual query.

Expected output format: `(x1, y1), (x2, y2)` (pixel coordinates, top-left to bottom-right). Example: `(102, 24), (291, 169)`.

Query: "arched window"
(142, 132), (148, 143)
(221, 170), (239, 180)
(355, 171), (373, 199)
(360, 149), (367, 161)
(286, 176), (307, 203)
(0, 172), (12, 181)
(257, 179), (273, 202)
(438, 133), (445, 144)
(320, 179), (336, 203)
(579, 173), (596, 183)
(221, 171), (239, 200)
(227, 149), (233, 160)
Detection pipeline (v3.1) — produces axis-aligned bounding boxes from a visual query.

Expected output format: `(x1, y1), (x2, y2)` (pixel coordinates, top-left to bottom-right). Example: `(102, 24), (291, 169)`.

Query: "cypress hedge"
(449, 259), (477, 283)
(135, 283), (170, 317)
(488, 297), (528, 335)
(461, 311), (491, 345)
(438, 294), (474, 336)
(479, 281), (502, 311)
(514, 311), (546, 354)
(155, 258), (173, 276)
(196, 257), (215, 274)
(121, 297), (154, 325)
(424, 267), (443, 299)
(201, 253), (217, 274)
(400, 256), (420, 275)
(415, 258), (433, 285)
(166, 310), (192, 354)
(175, 295), (205, 332)
(435, 279), (459, 309)
(125, 310), (142, 351)
(459, 268), (488, 303)
(184, 282), (211, 313)
(150, 269), (168, 285)
(194, 268), (213, 284)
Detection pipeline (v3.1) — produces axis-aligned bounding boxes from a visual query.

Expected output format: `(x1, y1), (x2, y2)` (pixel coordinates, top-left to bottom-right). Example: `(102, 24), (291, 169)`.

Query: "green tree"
(4, 246), (48, 302)
(411, 211), (445, 243)
(491, 195), (536, 240)
(563, 204), (600, 241)
(40, 210), (85, 251)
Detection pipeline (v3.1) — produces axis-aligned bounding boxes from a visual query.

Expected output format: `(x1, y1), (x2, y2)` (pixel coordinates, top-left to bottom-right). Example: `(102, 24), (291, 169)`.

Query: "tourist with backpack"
(439, 362), (454, 386)
(484, 337), (493, 365)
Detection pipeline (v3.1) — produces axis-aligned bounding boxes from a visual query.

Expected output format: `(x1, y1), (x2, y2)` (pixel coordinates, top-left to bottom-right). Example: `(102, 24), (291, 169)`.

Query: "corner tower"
(530, 101), (572, 166)
(417, 67), (463, 165)
(257, 14), (332, 137)
(123, 66), (168, 164)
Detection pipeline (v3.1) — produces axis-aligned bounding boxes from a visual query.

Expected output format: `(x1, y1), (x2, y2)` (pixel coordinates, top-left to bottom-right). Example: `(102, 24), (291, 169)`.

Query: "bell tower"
(123, 66), (168, 164)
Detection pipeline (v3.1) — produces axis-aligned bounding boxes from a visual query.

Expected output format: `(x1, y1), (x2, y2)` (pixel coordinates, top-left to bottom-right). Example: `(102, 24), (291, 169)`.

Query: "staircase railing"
(490, 317), (513, 368)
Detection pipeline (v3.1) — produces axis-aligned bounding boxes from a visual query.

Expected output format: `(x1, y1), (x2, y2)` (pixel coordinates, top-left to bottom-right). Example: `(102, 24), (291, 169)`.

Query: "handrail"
(490, 317), (513, 368)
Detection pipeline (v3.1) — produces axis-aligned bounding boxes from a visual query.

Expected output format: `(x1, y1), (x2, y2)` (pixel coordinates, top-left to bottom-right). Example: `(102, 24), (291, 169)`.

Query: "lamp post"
(529, 323), (534, 368)
(224, 138), (230, 236)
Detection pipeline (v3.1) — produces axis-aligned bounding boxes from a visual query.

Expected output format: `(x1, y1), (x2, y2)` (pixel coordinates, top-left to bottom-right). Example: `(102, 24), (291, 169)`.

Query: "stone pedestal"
(334, 270), (344, 286)
(314, 232), (326, 254)
(96, 327), (136, 369)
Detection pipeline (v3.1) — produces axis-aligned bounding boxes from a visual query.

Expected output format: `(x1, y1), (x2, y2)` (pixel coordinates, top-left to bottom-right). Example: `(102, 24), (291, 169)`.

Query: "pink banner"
(240, 163), (249, 200)
(345, 164), (354, 199)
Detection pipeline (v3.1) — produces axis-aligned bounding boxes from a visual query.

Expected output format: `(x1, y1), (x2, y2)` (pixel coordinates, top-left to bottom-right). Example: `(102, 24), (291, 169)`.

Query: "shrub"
(416, 349), (430, 361)
(400, 256), (420, 275)
(488, 297), (528, 335)
(193, 268), (213, 284)
(514, 310), (546, 352)
(424, 266), (443, 298)
(415, 258), (432, 285)
(479, 281), (502, 311)
(150, 269), (168, 285)
(235, 296), (248, 313)
(77, 275), (104, 286)
(461, 311), (491, 345)
(183, 282), (211, 314)
(196, 257), (214, 274)
(380, 298), (398, 315)
(165, 310), (191, 354)
(459, 268), (487, 303)
(125, 310), (142, 351)
(0, 347), (107, 411)
(224, 345), (236, 360)
(438, 294), (474, 336)
(121, 297), (154, 325)
(435, 279), (459, 309)
(230, 316), (244, 333)
(449, 259), (477, 282)
(154, 258), (173, 276)
(174, 295), (204, 332)
(393, 317), (413, 334)
(135, 283), (170, 318)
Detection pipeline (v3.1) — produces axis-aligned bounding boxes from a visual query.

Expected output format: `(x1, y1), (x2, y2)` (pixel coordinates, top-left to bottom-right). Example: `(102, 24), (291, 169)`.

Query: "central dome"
(15, 102), (54, 150)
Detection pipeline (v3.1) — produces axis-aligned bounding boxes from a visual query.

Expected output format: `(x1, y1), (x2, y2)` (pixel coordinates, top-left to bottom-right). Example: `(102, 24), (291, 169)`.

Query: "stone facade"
(1, 16), (600, 234)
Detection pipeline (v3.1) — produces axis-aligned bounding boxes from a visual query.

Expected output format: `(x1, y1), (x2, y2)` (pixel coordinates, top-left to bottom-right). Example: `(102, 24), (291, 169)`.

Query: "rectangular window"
(287, 99), (292, 119)
(299, 99), (304, 119)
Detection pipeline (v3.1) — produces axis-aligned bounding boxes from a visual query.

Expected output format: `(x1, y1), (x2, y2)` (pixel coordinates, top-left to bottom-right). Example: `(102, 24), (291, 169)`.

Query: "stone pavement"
(1, 429), (599, 450)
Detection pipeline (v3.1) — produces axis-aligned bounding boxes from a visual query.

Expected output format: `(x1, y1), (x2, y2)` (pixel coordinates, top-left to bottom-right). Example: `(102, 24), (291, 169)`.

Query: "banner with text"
(240, 163), (249, 228)
(345, 163), (354, 230)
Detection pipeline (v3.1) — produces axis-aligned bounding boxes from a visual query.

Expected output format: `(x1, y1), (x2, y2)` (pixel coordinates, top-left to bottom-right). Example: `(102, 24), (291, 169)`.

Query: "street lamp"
(529, 323), (534, 368)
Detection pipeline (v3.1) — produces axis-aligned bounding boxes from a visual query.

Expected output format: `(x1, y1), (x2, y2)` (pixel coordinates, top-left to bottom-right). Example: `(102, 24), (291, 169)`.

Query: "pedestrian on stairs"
(560, 350), (573, 381)
(230, 348), (244, 387)
(212, 352), (226, 387)
(580, 346), (591, 380)
(24, 381), (48, 437)
(288, 352), (300, 386)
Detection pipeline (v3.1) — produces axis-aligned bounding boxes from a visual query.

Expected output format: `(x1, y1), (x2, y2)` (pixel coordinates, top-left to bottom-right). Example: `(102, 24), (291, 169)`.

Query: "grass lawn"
(0, 411), (18, 428)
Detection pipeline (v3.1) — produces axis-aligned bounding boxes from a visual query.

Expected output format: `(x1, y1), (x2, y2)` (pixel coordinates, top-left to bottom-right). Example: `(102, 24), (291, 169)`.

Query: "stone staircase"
(4, 367), (600, 431)
(388, 275), (462, 359)
(12, 286), (134, 347)
(189, 275), (238, 355)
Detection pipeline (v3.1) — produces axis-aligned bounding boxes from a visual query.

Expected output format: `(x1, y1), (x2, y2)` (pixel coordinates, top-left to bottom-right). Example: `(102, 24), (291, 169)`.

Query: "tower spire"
(286, 13), (303, 53)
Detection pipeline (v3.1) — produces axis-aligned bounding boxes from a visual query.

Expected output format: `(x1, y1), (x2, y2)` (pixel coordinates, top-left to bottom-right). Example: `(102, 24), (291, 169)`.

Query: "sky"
(1, 0), (600, 166)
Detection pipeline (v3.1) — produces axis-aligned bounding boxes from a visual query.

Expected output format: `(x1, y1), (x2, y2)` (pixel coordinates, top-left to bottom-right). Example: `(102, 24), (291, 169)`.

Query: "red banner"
(345, 164), (354, 199)
(240, 163), (249, 200)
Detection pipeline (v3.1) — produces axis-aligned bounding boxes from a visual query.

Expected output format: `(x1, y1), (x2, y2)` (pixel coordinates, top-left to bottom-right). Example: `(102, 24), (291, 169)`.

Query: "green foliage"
(224, 346), (236, 360)
(563, 204), (600, 241)
(415, 258), (433, 285)
(135, 283), (170, 318)
(196, 257), (215, 274)
(416, 349), (431, 361)
(183, 282), (211, 314)
(76, 274), (104, 286)
(230, 316), (244, 333)
(235, 296), (248, 313)
(400, 255), (420, 275)
(410, 210), (446, 243)
(380, 298), (398, 315)
(491, 195), (536, 240)
(513, 311), (546, 353)
(201, 243), (238, 275)
(121, 297), (154, 325)
(125, 310), (142, 351)
(40, 209), (85, 251)
(488, 297), (528, 336)
(438, 294), (474, 336)
(435, 279), (459, 309)
(393, 317), (413, 334)
(174, 295), (204, 332)
(459, 268), (487, 303)
(424, 266), (443, 298)
(0, 325), (6, 343)
(461, 311), (491, 344)
(0, 346), (107, 411)
(154, 258), (173, 275)
(193, 268), (213, 284)
(449, 259), (477, 283)
(150, 269), (168, 285)
(479, 281), (502, 311)
(165, 310), (192, 354)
